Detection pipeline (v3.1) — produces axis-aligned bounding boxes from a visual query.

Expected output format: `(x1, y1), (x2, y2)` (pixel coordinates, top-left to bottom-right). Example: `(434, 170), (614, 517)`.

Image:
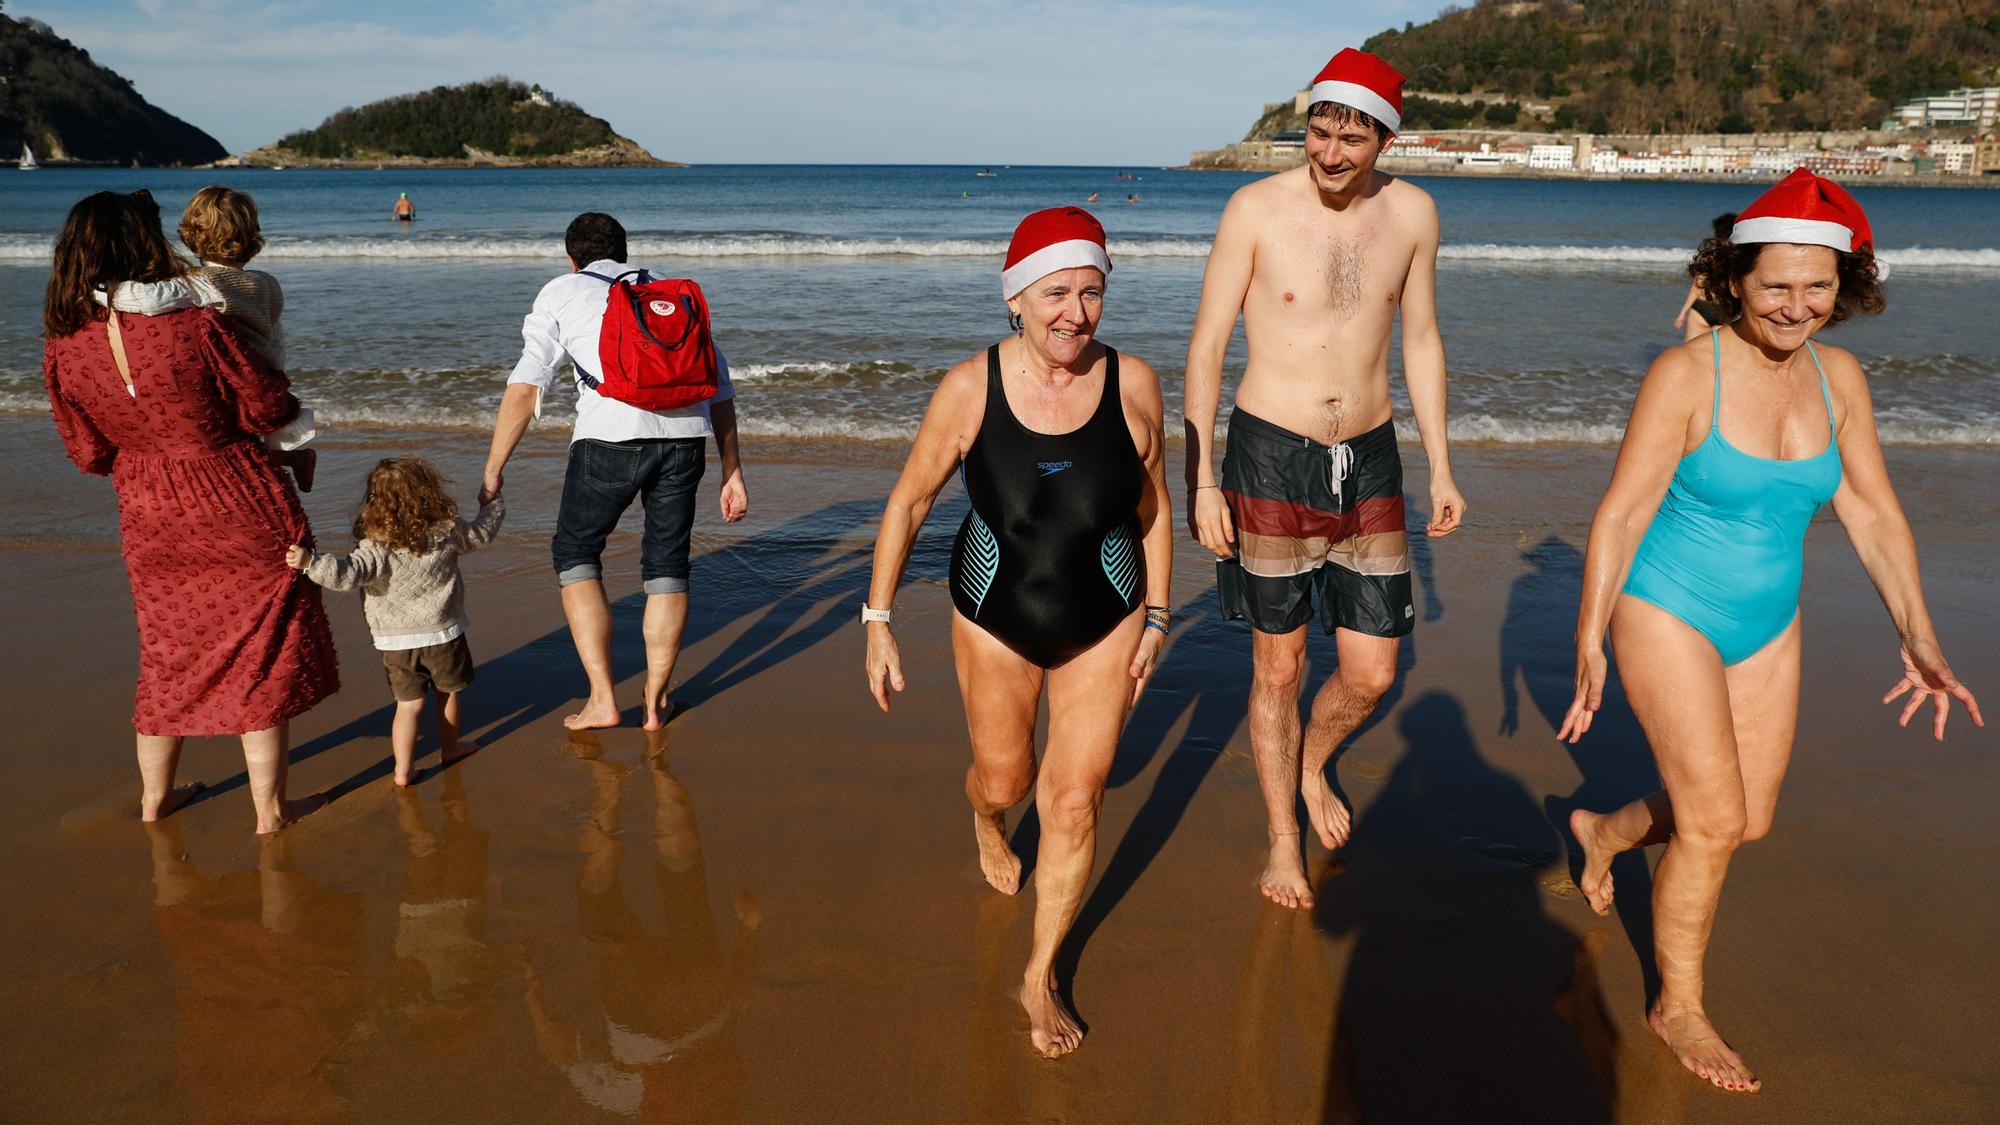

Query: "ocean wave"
(3, 232), (1996, 269)
(6, 391), (1990, 445)
(0, 233), (1210, 263)
(1442, 244), (2000, 269)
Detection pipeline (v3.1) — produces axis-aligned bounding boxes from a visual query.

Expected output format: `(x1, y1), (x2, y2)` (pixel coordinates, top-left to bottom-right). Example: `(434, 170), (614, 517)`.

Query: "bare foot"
(140, 781), (204, 822)
(972, 811), (1022, 894)
(642, 683), (672, 731)
(563, 697), (621, 731)
(1258, 830), (1314, 910)
(1649, 1005), (1760, 1093)
(1302, 768), (1351, 850)
(1019, 979), (1084, 1057)
(1569, 808), (1617, 915)
(441, 740), (481, 768)
(256, 793), (328, 836)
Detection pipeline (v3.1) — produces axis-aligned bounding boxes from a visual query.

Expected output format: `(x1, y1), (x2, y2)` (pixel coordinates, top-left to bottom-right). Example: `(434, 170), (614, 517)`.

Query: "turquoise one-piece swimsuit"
(1623, 331), (1843, 666)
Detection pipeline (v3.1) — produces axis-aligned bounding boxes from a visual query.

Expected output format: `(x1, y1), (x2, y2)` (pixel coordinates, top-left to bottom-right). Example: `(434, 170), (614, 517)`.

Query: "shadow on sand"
(1499, 534), (1664, 998)
(194, 498), (937, 811)
(1317, 691), (1610, 1122)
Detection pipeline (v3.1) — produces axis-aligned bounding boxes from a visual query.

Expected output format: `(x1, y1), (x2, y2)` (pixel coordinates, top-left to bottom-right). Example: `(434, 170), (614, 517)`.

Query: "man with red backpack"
(483, 212), (747, 731)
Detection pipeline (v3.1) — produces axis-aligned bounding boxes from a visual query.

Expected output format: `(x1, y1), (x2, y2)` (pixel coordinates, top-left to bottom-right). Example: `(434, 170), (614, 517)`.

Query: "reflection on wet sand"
(523, 730), (761, 1120)
(963, 893), (1077, 1123)
(1227, 872), (1358, 1125)
(388, 769), (504, 1051)
(146, 821), (364, 1124)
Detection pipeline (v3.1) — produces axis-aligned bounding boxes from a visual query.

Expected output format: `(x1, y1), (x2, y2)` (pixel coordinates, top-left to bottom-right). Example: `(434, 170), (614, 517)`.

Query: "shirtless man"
(1183, 48), (1464, 910)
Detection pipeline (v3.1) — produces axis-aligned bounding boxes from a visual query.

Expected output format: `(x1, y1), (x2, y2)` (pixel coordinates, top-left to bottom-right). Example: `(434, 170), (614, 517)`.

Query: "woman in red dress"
(43, 192), (339, 833)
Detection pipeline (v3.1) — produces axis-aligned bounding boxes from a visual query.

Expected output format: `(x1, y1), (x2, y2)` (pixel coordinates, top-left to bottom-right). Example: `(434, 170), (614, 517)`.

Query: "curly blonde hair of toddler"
(355, 457), (458, 555)
(179, 185), (265, 266)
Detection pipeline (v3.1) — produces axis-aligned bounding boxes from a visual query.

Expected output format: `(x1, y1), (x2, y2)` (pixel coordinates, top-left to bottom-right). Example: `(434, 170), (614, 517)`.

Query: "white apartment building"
(1749, 148), (1815, 174)
(1690, 147), (1745, 174)
(1890, 87), (2000, 130)
(1588, 147), (1621, 174)
(1528, 143), (1574, 169)
(1930, 141), (1977, 174)
(1616, 153), (1665, 175)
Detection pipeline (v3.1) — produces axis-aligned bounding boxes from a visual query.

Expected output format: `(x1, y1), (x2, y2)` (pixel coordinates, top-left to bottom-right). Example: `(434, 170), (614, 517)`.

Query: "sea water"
(3, 164), (1996, 445)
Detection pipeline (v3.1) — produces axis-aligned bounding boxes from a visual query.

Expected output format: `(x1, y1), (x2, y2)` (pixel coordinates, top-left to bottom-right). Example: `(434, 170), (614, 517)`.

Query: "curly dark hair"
(44, 191), (188, 338)
(1687, 238), (1885, 327)
(355, 457), (457, 555)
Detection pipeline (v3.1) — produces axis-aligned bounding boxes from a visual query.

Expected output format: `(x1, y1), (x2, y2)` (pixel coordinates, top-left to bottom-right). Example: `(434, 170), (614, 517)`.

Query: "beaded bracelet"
(1144, 618), (1169, 635)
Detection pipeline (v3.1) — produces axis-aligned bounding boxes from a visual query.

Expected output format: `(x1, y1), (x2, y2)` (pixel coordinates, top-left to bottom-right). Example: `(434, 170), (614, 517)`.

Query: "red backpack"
(576, 269), (719, 411)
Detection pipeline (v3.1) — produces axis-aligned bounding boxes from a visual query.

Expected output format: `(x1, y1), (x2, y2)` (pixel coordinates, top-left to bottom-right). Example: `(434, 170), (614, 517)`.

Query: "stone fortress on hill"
(1190, 85), (2000, 183)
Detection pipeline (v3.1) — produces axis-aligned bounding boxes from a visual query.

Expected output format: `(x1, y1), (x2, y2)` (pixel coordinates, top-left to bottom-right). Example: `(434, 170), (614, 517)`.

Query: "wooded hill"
(0, 13), (226, 165)
(274, 78), (654, 162)
(1252, 0), (2000, 138)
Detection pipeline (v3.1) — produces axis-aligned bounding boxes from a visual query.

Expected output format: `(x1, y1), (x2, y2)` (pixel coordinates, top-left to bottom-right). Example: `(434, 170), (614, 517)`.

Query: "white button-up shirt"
(507, 259), (736, 444)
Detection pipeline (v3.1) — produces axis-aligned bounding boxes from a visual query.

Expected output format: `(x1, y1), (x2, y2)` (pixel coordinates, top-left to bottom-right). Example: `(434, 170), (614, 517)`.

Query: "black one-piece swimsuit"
(948, 343), (1145, 668)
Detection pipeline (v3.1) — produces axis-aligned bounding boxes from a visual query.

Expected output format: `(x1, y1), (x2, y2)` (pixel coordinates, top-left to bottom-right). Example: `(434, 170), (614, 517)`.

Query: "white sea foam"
(4, 232), (1996, 269)
(4, 389), (1991, 445)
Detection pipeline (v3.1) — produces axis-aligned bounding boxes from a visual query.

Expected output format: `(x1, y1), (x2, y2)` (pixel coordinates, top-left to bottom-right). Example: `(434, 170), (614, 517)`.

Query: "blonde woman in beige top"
(98, 185), (320, 490)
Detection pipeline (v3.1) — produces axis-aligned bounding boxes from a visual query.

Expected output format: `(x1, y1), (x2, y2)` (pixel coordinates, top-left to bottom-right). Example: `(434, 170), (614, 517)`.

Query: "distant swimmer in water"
(864, 207), (1172, 1058)
(1125, 193), (1138, 204)
(393, 192), (415, 222)
(1086, 191), (1099, 203)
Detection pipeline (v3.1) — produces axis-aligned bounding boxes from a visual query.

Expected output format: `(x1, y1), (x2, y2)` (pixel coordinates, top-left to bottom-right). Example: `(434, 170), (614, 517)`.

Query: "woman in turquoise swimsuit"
(1557, 169), (1982, 1094)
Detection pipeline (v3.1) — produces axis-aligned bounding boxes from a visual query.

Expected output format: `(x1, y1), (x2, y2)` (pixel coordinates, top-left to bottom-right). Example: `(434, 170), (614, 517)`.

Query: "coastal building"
(1929, 140), (1977, 175)
(1976, 136), (2000, 175)
(1802, 152), (1885, 177)
(1616, 152), (1665, 176)
(1888, 87), (2000, 130)
(1385, 134), (1440, 158)
(1588, 147), (1621, 174)
(1528, 143), (1574, 170)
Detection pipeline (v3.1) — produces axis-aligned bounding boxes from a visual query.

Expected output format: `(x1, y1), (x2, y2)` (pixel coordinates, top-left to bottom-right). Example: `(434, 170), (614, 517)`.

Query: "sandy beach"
(0, 414), (1995, 1122)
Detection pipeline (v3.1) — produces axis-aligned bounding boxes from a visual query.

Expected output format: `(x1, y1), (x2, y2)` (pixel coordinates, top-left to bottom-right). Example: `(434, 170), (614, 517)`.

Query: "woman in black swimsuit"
(863, 208), (1172, 1058)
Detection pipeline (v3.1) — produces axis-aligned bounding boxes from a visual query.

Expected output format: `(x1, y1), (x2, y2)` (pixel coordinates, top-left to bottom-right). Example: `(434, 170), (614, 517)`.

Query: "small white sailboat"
(19, 144), (39, 171)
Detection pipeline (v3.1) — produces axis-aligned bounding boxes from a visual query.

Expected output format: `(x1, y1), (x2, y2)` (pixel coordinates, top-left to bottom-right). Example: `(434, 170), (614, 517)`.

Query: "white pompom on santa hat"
(1309, 48), (1407, 134)
(1002, 207), (1112, 300)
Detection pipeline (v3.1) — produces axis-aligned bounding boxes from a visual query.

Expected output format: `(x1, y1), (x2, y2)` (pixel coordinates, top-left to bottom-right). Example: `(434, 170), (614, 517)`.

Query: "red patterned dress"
(44, 308), (339, 735)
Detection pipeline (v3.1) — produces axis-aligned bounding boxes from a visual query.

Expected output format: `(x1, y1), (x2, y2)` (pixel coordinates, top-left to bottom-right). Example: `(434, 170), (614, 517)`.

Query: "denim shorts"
(552, 437), (705, 594)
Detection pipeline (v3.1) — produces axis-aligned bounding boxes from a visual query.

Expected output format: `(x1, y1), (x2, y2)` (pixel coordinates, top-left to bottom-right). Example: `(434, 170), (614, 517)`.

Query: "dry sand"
(0, 415), (1995, 1122)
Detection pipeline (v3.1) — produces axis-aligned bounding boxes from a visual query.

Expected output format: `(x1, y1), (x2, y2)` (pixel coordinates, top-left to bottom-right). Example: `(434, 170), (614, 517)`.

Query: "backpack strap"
(571, 269), (654, 390)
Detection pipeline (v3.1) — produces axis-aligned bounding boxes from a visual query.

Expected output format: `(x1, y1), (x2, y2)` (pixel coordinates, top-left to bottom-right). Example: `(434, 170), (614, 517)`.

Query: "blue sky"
(17, 0), (1452, 164)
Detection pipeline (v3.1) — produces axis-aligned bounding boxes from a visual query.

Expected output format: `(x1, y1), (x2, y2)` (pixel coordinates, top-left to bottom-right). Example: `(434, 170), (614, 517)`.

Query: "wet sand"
(1, 414), (1995, 1122)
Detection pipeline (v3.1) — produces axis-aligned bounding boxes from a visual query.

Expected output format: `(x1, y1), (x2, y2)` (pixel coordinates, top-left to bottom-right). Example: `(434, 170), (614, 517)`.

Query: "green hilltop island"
(1191, 0), (2000, 183)
(226, 78), (676, 168)
(2, 13), (227, 167)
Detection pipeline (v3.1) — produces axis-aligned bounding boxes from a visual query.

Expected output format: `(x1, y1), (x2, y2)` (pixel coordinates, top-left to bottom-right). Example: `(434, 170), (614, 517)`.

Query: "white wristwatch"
(860, 603), (893, 624)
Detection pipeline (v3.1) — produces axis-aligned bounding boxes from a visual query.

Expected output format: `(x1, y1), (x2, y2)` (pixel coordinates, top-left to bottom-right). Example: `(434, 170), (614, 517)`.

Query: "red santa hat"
(1309, 48), (1406, 134)
(1730, 168), (1878, 258)
(1002, 207), (1111, 300)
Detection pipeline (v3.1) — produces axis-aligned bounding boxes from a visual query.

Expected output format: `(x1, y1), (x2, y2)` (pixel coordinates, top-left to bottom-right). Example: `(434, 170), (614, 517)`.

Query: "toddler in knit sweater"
(99, 185), (320, 490)
(286, 457), (505, 786)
